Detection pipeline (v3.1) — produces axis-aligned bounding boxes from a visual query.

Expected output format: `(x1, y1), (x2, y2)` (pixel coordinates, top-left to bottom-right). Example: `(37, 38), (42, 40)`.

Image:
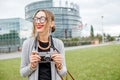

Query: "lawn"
(0, 43), (120, 80)
(66, 44), (120, 80)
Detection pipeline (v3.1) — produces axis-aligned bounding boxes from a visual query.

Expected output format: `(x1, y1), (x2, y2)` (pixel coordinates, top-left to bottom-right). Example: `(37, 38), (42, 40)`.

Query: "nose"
(36, 19), (41, 23)
(36, 23), (41, 25)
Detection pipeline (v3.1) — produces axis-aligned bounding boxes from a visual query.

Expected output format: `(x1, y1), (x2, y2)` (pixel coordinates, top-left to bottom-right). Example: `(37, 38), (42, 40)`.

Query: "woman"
(20, 9), (67, 80)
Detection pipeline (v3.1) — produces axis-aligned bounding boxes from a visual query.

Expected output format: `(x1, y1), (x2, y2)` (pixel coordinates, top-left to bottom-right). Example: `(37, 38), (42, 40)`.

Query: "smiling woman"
(20, 9), (67, 80)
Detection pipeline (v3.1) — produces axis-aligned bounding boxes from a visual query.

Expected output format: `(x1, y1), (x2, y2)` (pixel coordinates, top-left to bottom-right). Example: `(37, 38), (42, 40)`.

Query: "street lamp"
(101, 16), (104, 43)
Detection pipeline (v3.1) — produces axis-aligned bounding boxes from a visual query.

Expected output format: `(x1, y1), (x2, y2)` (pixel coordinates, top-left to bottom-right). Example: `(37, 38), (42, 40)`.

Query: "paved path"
(0, 51), (21, 60)
(0, 42), (119, 60)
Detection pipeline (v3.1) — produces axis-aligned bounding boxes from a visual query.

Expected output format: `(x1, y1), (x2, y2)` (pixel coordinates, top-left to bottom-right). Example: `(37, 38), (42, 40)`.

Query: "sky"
(0, 0), (120, 36)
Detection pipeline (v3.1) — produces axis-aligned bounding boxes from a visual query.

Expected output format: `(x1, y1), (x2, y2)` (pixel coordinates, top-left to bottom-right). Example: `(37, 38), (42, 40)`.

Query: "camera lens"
(44, 57), (51, 61)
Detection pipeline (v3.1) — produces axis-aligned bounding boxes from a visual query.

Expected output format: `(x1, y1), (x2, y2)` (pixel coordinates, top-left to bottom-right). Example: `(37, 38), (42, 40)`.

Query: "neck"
(38, 32), (50, 42)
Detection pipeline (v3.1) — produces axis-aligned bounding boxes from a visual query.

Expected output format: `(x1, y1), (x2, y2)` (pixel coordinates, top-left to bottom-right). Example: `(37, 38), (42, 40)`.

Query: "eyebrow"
(34, 16), (46, 18)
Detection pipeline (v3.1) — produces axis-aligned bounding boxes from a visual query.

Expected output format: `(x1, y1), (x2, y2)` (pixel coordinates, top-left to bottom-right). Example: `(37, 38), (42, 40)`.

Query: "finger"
(31, 55), (41, 59)
(52, 57), (62, 60)
(52, 57), (62, 63)
(53, 58), (62, 62)
(51, 53), (60, 58)
(35, 55), (41, 59)
(31, 57), (40, 62)
(30, 59), (39, 63)
(31, 62), (38, 68)
(52, 55), (62, 60)
(32, 51), (38, 55)
(30, 56), (41, 62)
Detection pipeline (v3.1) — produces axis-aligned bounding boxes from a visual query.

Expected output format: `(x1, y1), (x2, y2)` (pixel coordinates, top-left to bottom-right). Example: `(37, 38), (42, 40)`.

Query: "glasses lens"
(40, 17), (46, 23)
(33, 18), (38, 22)
(33, 17), (46, 23)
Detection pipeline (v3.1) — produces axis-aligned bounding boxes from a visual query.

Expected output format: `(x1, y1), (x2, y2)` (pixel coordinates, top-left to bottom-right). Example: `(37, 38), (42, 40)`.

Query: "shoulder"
(52, 38), (64, 50)
(52, 38), (65, 54)
(52, 38), (64, 45)
(22, 37), (34, 47)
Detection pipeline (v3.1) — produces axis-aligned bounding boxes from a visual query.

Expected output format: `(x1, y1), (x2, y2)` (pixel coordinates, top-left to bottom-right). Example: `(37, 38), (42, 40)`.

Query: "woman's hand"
(51, 51), (63, 69)
(30, 51), (41, 68)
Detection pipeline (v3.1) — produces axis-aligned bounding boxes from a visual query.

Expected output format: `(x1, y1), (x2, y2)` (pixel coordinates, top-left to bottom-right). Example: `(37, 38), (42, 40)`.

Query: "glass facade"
(0, 18), (32, 52)
(25, 0), (82, 38)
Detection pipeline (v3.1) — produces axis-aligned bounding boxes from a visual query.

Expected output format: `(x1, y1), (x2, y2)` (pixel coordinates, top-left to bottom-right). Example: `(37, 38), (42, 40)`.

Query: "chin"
(36, 29), (44, 33)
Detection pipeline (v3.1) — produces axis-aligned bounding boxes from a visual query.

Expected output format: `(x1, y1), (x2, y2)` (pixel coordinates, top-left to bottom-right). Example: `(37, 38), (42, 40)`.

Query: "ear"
(51, 21), (55, 28)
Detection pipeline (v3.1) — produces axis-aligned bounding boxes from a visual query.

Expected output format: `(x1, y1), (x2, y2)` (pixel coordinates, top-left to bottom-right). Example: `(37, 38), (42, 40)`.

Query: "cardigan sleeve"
(54, 39), (67, 76)
(20, 39), (37, 77)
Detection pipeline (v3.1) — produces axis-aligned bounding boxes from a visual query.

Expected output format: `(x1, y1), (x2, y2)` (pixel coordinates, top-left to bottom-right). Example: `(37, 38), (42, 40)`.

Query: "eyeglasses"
(33, 16), (47, 23)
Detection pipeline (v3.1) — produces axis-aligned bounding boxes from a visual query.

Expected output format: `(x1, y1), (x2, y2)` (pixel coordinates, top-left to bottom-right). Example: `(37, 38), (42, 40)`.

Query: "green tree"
(106, 34), (115, 41)
(90, 25), (94, 38)
(118, 34), (120, 37)
(95, 34), (102, 42)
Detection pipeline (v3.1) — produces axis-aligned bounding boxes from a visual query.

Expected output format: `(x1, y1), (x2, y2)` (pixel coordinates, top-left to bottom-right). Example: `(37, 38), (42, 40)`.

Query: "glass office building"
(25, 0), (82, 38)
(0, 18), (32, 53)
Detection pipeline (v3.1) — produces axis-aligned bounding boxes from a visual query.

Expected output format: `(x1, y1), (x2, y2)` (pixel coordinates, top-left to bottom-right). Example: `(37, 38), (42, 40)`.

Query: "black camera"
(38, 52), (52, 62)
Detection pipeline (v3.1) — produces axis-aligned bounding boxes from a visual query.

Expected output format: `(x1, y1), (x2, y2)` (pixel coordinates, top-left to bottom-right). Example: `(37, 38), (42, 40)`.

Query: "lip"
(36, 25), (44, 29)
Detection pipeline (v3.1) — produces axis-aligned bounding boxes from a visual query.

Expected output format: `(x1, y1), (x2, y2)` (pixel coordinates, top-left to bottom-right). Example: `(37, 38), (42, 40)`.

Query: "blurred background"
(0, 0), (120, 52)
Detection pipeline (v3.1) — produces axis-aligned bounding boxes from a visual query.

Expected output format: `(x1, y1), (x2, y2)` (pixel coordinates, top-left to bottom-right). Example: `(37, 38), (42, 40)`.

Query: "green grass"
(0, 58), (26, 80)
(0, 44), (120, 80)
(66, 44), (120, 80)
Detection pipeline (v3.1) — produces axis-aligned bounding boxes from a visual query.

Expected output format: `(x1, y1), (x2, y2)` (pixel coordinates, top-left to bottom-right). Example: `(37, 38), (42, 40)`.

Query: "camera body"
(38, 52), (52, 62)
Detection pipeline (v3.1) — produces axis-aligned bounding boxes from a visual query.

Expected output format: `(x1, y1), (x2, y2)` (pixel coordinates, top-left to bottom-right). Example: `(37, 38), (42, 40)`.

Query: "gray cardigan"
(20, 37), (67, 80)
